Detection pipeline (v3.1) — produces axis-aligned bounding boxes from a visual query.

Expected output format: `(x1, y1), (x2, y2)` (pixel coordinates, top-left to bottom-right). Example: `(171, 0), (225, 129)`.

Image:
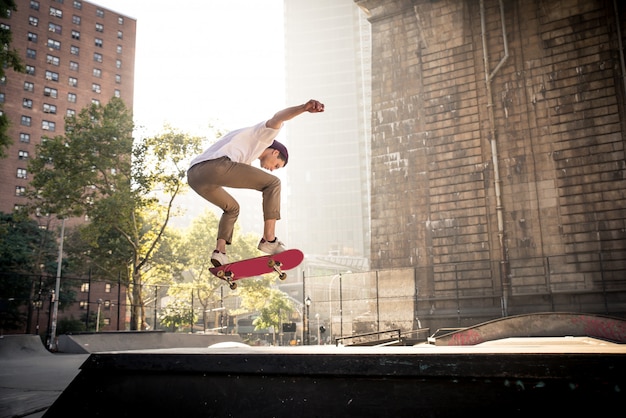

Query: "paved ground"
(0, 335), (88, 418)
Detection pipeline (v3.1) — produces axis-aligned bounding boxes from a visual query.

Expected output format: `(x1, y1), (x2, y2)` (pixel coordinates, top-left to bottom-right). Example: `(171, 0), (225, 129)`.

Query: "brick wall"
(357, 0), (626, 319)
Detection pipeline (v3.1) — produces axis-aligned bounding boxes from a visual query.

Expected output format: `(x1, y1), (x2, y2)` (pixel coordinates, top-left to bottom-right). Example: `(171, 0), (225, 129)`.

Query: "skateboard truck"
(216, 269), (238, 290)
(268, 258), (287, 280)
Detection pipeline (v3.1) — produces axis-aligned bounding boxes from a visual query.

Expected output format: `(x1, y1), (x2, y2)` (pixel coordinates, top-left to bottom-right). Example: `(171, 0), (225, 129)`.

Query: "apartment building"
(0, 0), (136, 214)
(0, 0), (135, 332)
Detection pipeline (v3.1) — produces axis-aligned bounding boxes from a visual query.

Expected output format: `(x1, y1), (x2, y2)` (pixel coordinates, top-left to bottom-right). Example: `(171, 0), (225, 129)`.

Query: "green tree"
(160, 210), (260, 332)
(0, 0), (25, 158)
(0, 213), (59, 331)
(159, 297), (196, 332)
(27, 99), (204, 330)
(233, 275), (295, 344)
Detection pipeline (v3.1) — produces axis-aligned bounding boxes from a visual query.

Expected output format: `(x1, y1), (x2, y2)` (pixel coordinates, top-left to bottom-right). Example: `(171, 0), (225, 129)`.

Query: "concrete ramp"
(44, 341), (626, 417)
(433, 312), (626, 345)
(57, 331), (243, 353)
(0, 334), (50, 358)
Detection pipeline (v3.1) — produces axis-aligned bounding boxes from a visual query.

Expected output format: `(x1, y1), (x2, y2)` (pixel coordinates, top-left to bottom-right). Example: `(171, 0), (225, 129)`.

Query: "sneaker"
(211, 251), (228, 267)
(257, 238), (286, 255)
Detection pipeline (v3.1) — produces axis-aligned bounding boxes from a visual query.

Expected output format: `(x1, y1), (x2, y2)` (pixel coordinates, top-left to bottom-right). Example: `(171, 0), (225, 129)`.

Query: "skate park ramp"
(57, 331), (243, 353)
(0, 335), (88, 418)
(431, 312), (626, 345)
(43, 313), (626, 417)
(0, 334), (51, 358)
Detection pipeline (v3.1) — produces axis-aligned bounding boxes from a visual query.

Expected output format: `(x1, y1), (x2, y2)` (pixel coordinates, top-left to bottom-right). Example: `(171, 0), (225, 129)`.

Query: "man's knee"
(267, 176), (281, 191)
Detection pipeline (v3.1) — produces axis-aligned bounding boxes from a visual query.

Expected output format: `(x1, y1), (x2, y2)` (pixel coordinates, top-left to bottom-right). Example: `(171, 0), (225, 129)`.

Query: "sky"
(90, 0), (286, 229)
(91, 0), (285, 137)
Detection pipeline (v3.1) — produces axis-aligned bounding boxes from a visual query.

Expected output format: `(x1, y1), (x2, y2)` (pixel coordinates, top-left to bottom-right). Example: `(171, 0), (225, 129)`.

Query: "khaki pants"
(187, 157), (281, 245)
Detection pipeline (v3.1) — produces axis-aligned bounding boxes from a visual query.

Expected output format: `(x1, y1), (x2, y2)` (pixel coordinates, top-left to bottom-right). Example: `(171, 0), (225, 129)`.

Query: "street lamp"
(96, 299), (103, 332)
(304, 296), (311, 345)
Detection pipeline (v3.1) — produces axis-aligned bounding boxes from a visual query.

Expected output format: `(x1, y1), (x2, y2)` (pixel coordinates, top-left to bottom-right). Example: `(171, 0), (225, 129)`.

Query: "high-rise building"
(283, 0), (371, 271)
(0, 0), (136, 214)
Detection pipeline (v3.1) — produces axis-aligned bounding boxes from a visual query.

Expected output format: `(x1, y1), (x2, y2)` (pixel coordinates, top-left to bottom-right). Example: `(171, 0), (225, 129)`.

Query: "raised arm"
(265, 99), (325, 129)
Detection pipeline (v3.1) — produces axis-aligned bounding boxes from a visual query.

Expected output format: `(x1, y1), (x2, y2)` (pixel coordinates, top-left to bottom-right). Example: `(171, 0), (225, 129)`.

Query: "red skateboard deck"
(209, 249), (304, 290)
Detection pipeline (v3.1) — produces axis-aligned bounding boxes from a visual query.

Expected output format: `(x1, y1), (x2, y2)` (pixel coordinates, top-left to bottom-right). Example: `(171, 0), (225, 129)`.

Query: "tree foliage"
(0, 213), (59, 330)
(27, 98), (204, 329)
(0, 0), (26, 158)
(159, 210), (262, 332)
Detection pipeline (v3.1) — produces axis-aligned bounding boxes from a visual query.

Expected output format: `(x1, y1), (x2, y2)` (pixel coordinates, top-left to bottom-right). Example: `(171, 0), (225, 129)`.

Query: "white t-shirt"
(189, 121), (281, 168)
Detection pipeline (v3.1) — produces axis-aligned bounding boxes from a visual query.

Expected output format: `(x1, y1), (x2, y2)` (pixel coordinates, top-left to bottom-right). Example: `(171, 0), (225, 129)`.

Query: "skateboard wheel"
(217, 270), (225, 278)
(279, 272), (287, 280)
(229, 282), (238, 290)
(267, 259), (276, 267)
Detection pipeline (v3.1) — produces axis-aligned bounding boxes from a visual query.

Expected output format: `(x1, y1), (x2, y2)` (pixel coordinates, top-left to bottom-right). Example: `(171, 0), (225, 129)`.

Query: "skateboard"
(209, 249), (304, 290)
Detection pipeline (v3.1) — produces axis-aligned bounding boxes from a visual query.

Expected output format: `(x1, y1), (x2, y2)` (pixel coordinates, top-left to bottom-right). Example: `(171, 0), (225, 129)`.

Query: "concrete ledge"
(45, 341), (626, 417)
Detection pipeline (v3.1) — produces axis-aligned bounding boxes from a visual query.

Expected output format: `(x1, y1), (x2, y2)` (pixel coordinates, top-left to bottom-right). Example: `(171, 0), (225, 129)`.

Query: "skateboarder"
(188, 99), (325, 267)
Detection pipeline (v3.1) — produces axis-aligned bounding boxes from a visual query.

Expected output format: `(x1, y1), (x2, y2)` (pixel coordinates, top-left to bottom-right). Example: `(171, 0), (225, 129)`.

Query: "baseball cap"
(269, 140), (289, 166)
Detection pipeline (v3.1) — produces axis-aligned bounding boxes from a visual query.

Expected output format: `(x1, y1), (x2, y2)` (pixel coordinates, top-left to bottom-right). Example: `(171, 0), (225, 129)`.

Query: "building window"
(26, 49), (36, 59)
(69, 61), (78, 71)
(17, 168), (27, 179)
(18, 150), (29, 159)
(20, 133), (30, 143)
(45, 70), (59, 82)
(47, 39), (61, 50)
(43, 87), (58, 98)
(105, 283), (111, 293)
(79, 301), (88, 309)
(93, 68), (101, 78)
(42, 120), (55, 131)
(48, 23), (62, 34)
(23, 99), (33, 108)
(25, 65), (35, 75)
(21, 116), (31, 127)
(117, 30), (122, 39)
(30, 1), (39, 11)
(93, 52), (103, 63)
(70, 45), (79, 55)
(73, 1), (81, 9)
(92, 99), (100, 106)
(46, 55), (60, 66)
(114, 89), (120, 98)
(29, 16), (38, 26)
(96, 9), (104, 18)
(72, 15), (80, 25)
(66, 109), (75, 117)
(92, 83), (101, 93)
(71, 30), (80, 40)
(118, 16), (124, 25)
(95, 38), (103, 48)
(15, 186), (26, 196)
(68, 93), (77, 103)
(24, 82), (34, 92)
(80, 283), (89, 292)
(43, 103), (57, 114)
(116, 59), (121, 69)
(28, 32), (38, 42)
(68, 77), (77, 87)
(116, 45), (122, 54)
(115, 74), (121, 84)
(49, 7), (62, 18)
(95, 23), (103, 32)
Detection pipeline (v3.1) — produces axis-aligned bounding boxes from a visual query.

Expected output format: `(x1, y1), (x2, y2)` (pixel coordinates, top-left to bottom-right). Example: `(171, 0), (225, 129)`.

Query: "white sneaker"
(211, 251), (228, 267)
(257, 238), (286, 255)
